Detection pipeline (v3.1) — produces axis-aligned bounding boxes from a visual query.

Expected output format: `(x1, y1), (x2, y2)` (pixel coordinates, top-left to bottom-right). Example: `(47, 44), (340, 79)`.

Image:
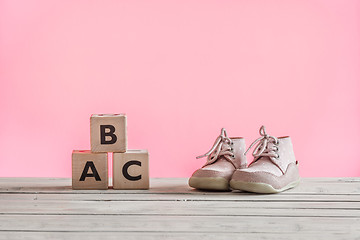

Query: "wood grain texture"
(90, 114), (127, 153)
(0, 178), (359, 239)
(72, 151), (108, 190)
(1, 232), (359, 240)
(113, 150), (149, 190)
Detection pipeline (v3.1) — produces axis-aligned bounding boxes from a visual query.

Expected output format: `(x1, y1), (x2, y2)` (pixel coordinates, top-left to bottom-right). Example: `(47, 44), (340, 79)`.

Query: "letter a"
(79, 161), (101, 181)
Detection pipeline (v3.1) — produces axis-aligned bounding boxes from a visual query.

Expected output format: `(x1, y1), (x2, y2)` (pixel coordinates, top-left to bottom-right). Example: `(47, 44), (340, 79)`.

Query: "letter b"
(100, 125), (117, 144)
(90, 114), (127, 153)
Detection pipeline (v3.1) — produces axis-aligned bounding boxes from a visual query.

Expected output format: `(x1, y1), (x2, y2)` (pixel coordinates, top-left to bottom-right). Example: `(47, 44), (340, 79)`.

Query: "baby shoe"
(189, 128), (247, 191)
(230, 126), (300, 193)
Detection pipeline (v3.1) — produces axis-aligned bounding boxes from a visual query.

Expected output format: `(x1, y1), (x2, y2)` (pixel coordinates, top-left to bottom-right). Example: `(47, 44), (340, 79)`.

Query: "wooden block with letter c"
(113, 150), (149, 190)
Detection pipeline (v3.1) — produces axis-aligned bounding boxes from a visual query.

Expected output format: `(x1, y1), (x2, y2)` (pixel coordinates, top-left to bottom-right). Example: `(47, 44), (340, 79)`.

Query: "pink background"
(1, 0), (359, 178)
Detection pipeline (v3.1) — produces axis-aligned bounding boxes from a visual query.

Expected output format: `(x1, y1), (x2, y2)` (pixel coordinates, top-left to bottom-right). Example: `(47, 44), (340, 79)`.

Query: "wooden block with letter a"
(113, 150), (149, 190)
(90, 114), (127, 153)
(72, 150), (108, 190)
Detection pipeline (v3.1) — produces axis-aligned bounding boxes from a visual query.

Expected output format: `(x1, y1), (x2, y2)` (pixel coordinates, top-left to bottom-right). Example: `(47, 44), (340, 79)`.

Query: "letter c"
(122, 160), (142, 181)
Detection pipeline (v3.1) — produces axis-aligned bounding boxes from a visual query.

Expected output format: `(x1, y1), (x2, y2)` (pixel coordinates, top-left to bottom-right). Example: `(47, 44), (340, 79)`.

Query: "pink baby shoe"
(189, 128), (247, 191)
(230, 126), (300, 193)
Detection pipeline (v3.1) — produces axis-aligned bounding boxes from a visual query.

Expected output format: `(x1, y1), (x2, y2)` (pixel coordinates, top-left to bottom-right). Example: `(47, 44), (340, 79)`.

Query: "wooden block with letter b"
(90, 114), (127, 153)
(113, 150), (149, 190)
(72, 150), (108, 190)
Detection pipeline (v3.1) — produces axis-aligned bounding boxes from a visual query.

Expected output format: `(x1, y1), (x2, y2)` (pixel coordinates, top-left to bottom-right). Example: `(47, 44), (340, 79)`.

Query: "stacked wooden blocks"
(72, 114), (149, 190)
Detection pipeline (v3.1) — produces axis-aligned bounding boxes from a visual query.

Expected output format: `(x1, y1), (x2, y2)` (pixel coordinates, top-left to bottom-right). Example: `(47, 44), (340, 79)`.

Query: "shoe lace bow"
(245, 125), (279, 159)
(196, 128), (235, 166)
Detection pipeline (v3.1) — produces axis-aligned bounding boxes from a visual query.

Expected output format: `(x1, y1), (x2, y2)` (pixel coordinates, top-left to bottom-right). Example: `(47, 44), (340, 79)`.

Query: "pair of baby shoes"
(188, 126), (300, 193)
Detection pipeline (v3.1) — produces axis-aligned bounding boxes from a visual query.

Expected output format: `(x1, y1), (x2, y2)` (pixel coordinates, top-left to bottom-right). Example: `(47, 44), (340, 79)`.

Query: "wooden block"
(90, 114), (127, 153)
(72, 150), (108, 190)
(113, 150), (149, 190)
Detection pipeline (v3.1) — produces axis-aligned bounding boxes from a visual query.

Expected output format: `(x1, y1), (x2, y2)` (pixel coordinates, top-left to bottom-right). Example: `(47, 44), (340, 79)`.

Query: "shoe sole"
(229, 179), (300, 194)
(189, 177), (230, 191)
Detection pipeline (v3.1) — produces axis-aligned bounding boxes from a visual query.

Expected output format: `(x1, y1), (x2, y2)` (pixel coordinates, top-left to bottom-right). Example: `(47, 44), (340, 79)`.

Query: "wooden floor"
(0, 178), (359, 239)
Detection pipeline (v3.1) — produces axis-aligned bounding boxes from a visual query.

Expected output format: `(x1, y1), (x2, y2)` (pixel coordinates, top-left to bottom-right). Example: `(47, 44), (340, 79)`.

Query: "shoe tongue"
(203, 157), (236, 172)
(250, 157), (283, 176)
(205, 139), (245, 168)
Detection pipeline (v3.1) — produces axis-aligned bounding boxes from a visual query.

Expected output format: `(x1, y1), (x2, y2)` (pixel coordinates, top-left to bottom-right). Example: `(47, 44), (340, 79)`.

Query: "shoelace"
(196, 128), (235, 167)
(244, 125), (279, 159)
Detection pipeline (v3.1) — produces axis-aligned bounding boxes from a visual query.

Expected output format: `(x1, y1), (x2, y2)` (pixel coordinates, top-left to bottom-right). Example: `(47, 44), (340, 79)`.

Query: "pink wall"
(1, 0), (359, 178)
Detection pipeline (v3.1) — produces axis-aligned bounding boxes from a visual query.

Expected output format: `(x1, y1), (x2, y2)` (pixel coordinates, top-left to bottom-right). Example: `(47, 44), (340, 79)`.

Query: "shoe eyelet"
(231, 148), (234, 151)
(231, 142), (234, 145)
(276, 154), (280, 159)
(232, 155), (235, 158)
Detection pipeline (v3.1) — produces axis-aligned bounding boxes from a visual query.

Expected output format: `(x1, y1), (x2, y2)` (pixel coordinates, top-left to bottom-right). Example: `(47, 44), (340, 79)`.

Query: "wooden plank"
(1, 232), (359, 240)
(0, 215), (359, 233)
(1, 177), (359, 183)
(1, 193), (360, 202)
(0, 178), (360, 195)
(0, 200), (359, 217)
(0, 178), (359, 240)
